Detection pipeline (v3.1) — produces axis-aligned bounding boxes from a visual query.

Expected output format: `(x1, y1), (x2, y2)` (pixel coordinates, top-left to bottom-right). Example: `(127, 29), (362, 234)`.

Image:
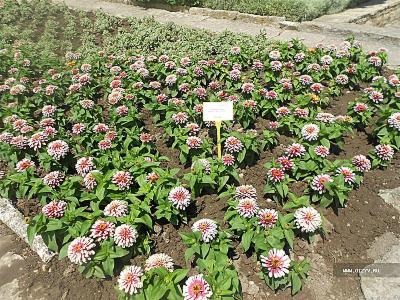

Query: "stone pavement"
(51, 0), (400, 68)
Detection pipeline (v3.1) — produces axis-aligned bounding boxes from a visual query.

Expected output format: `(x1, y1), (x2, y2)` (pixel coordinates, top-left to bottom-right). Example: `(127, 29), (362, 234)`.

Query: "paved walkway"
(52, 0), (400, 68)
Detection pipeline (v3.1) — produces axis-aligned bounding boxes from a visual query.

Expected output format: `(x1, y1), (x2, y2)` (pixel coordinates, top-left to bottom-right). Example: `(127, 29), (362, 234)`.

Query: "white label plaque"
(203, 101), (233, 121)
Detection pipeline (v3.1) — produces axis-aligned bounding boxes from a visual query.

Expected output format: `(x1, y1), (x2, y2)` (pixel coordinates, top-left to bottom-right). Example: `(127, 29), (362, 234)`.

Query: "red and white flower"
(114, 224), (138, 248)
(375, 144), (394, 161)
(277, 156), (294, 171)
(118, 266), (143, 295)
(43, 171), (65, 188)
(267, 168), (285, 183)
(168, 186), (191, 210)
(260, 249), (291, 278)
(192, 219), (218, 242)
(112, 171), (133, 190)
(67, 236), (96, 265)
(285, 143), (306, 158)
(336, 167), (356, 184)
(235, 185), (257, 200)
(75, 157), (95, 176)
(222, 153), (235, 166)
(388, 112), (400, 131)
(187, 136), (202, 149)
(352, 154), (371, 172)
(28, 132), (47, 150)
(353, 102), (369, 113)
(15, 158), (35, 172)
(301, 124), (319, 141)
(258, 209), (278, 229)
(172, 112), (188, 124)
(224, 136), (243, 153)
(237, 198), (259, 218)
(314, 145), (330, 157)
(294, 206), (322, 233)
(90, 220), (115, 241)
(104, 200), (129, 217)
(47, 140), (69, 160)
(42, 200), (67, 218)
(369, 90), (384, 104)
(145, 253), (174, 272)
(311, 174), (333, 194)
(183, 274), (213, 300)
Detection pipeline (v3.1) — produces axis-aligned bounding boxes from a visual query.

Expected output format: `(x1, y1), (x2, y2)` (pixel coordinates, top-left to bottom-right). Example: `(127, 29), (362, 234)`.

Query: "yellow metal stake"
(215, 120), (222, 159)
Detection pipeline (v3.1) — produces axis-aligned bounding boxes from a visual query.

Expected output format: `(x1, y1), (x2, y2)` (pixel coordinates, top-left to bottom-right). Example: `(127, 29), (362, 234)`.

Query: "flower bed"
(1, 1), (400, 299)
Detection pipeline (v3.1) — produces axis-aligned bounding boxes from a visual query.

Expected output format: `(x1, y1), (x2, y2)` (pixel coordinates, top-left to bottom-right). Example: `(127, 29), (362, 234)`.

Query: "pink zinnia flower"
(224, 136), (243, 153)
(352, 154), (371, 172)
(301, 124), (319, 141)
(258, 209), (278, 229)
(237, 198), (259, 218)
(235, 185), (257, 200)
(375, 144), (394, 161)
(93, 123), (109, 133)
(47, 140), (69, 160)
(83, 171), (98, 190)
(353, 102), (368, 113)
(90, 220), (115, 241)
(187, 136), (202, 149)
(277, 156), (294, 171)
(114, 224), (138, 248)
(192, 219), (218, 243)
(72, 123), (85, 135)
(388, 112), (400, 131)
(75, 157), (95, 176)
(294, 207), (322, 233)
(285, 143), (306, 158)
(42, 105), (56, 117)
(260, 249), (291, 278)
(172, 112), (188, 124)
(336, 167), (356, 184)
(183, 274), (213, 300)
(145, 253), (174, 272)
(104, 200), (129, 217)
(222, 153), (235, 166)
(311, 174), (333, 194)
(28, 132), (47, 150)
(16, 158), (35, 172)
(267, 168), (285, 183)
(140, 133), (153, 143)
(112, 171), (133, 190)
(67, 237), (96, 265)
(314, 145), (330, 157)
(43, 171), (65, 188)
(118, 266), (143, 295)
(241, 82), (254, 94)
(168, 186), (191, 210)
(369, 90), (384, 104)
(42, 200), (67, 218)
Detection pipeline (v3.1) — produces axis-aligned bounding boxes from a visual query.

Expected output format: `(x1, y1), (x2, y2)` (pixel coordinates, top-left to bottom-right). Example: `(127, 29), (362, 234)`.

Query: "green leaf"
(241, 230), (254, 252)
(291, 273), (302, 295)
(173, 269), (189, 284)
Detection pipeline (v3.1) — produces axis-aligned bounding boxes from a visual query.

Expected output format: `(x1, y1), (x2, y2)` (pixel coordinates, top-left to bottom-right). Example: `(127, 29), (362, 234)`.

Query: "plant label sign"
(203, 101), (233, 122)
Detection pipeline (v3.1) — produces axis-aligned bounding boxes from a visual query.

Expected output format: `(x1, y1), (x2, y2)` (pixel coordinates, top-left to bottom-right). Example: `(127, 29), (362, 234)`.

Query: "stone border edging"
(0, 198), (55, 263)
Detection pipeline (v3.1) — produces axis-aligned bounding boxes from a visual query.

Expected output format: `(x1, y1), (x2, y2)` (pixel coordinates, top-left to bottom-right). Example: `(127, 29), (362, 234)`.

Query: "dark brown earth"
(3, 86), (400, 300)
